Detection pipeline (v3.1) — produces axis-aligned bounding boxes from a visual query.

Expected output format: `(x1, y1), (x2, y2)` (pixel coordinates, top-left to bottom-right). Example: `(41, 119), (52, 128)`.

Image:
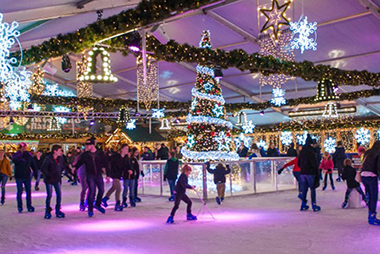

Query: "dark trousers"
(168, 179), (176, 196)
(0, 173), (9, 200)
(323, 173), (335, 188)
(170, 192), (192, 217)
(16, 178), (32, 209)
(344, 186), (366, 203)
(86, 174), (104, 212)
(34, 170), (41, 188)
(362, 177), (378, 214)
(63, 169), (73, 182)
(292, 171), (301, 192)
(78, 168), (88, 202)
(45, 182), (62, 208)
(134, 178), (139, 198)
(301, 175), (316, 204)
(336, 160), (344, 178)
(123, 179), (135, 202)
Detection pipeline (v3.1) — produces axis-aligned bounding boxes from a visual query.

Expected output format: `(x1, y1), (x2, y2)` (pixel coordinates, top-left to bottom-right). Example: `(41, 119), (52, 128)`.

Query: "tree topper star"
(260, 0), (292, 40)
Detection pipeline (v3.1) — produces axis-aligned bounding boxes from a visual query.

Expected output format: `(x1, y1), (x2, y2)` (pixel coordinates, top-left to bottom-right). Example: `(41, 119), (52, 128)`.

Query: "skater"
(12, 142), (37, 213)
(298, 135), (321, 212)
(74, 149), (88, 211)
(360, 141), (380, 225)
(333, 141), (346, 182)
(33, 150), (44, 191)
(131, 147), (144, 203)
(74, 138), (108, 217)
(341, 159), (367, 209)
(278, 145), (302, 199)
(206, 162), (230, 205)
(121, 145), (135, 208)
(237, 141), (248, 158)
(166, 165), (197, 223)
(41, 145), (65, 219)
(164, 151), (180, 202)
(102, 147), (124, 211)
(0, 149), (12, 205)
(320, 152), (335, 191)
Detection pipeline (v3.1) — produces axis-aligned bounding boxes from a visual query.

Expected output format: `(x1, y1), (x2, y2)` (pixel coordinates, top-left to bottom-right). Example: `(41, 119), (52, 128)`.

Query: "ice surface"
(0, 176), (379, 254)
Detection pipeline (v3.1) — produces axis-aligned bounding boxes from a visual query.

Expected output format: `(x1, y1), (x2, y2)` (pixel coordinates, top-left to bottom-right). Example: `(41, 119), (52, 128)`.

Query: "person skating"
(237, 141), (248, 158)
(74, 149), (88, 211)
(333, 141), (346, 182)
(164, 152), (180, 202)
(206, 162), (230, 205)
(298, 135), (321, 212)
(131, 147), (144, 203)
(0, 149), (12, 205)
(167, 165), (197, 223)
(73, 138), (108, 217)
(341, 158), (367, 209)
(121, 145), (135, 208)
(320, 152), (335, 191)
(12, 142), (38, 213)
(33, 150), (43, 191)
(41, 145), (65, 219)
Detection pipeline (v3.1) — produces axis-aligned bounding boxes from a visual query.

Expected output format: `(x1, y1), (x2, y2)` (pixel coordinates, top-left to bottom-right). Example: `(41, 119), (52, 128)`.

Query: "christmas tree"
(181, 31), (239, 162)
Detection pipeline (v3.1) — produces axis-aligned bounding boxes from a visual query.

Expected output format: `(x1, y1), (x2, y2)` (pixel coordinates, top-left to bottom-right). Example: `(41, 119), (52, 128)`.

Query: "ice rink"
(0, 178), (379, 254)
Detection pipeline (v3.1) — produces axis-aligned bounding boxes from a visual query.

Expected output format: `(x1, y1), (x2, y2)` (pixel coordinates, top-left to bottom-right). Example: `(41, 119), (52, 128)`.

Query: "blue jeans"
(168, 179), (176, 196)
(16, 178), (32, 209)
(0, 173), (9, 200)
(301, 175), (316, 204)
(134, 178), (139, 198)
(123, 179), (135, 202)
(362, 177), (378, 214)
(45, 182), (62, 208)
(34, 170), (41, 188)
(292, 171), (301, 193)
(86, 174), (104, 212)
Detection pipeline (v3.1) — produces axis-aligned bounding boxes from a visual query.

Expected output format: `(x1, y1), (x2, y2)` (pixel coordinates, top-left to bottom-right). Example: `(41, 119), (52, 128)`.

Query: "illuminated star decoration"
(152, 108), (165, 119)
(126, 119), (136, 130)
(257, 140), (267, 149)
(212, 104), (224, 117)
(324, 137), (336, 153)
(355, 127), (370, 145)
(204, 82), (213, 92)
(191, 99), (197, 110)
(215, 131), (232, 151)
(270, 87), (286, 106)
(289, 15), (317, 54)
(187, 134), (195, 148)
(296, 131), (308, 145)
(43, 83), (75, 97)
(280, 131), (293, 146)
(242, 120), (255, 134)
(234, 133), (252, 148)
(260, 0), (292, 40)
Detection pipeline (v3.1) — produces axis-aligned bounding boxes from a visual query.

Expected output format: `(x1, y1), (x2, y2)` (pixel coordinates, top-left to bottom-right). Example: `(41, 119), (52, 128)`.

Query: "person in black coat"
(41, 145), (65, 219)
(267, 143), (280, 157)
(206, 162), (231, 205)
(333, 141), (346, 182)
(120, 145), (135, 208)
(141, 147), (154, 160)
(33, 151), (44, 191)
(164, 152), (180, 202)
(298, 135), (320, 212)
(12, 142), (37, 213)
(341, 159), (367, 209)
(131, 147), (144, 203)
(157, 144), (169, 160)
(286, 143), (297, 157)
(237, 141), (248, 158)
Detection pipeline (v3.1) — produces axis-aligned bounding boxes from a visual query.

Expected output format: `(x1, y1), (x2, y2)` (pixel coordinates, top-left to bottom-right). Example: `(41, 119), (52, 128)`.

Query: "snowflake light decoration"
(126, 119), (136, 130)
(53, 106), (71, 124)
(43, 83), (75, 97)
(212, 104), (224, 117)
(242, 120), (255, 134)
(204, 82), (213, 92)
(215, 131), (232, 151)
(270, 87), (286, 106)
(234, 133), (252, 148)
(289, 16), (317, 54)
(152, 108), (165, 119)
(4, 67), (32, 103)
(191, 99), (197, 111)
(257, 140), (267, 149)
(296, 131), (308, 145)
(324, 137), (336, 153)
(187, 134), (195, 148)
(355, 127), (370, 145)
(280, 131), (293, 146)
(377, 130), (380, 141)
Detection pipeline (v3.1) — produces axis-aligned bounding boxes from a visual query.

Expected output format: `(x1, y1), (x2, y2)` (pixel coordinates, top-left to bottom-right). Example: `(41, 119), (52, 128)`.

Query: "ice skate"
(166, 216), (174, 224)
(55, 205), (65, 218)
(114, 201), (123, 211)
(312, 203), (321, 212)
(300, 201), (309, 211)
(44, 207), (52, 219)
(101, 197), (109, 207)
(27, 206), (35, 212)
(187, 213), (197, 221)
(94, 205), (106, 214)
(368, 212), (380, 226)
(215, 197), (221, 205)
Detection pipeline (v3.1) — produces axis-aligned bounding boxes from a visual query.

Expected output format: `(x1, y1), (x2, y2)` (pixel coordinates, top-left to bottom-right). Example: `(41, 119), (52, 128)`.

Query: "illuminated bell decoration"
(117, 107), (130, 124)
(235, 112), (247, 127)
(322, 102), (338, 118)
(30, 66), (45, 96)
(315, 79), (339, 102)
(78, 46), (118, 83)
(48, 117), (61, 131)
(159, 119), (171, 130)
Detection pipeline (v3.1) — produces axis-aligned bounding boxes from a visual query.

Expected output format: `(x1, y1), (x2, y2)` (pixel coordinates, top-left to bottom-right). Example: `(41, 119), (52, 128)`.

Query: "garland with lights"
(0, 132), (107, 140)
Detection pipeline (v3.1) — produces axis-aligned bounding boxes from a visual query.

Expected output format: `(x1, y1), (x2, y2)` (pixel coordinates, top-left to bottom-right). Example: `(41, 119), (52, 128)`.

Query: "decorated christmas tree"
(181, 31), (239, 162)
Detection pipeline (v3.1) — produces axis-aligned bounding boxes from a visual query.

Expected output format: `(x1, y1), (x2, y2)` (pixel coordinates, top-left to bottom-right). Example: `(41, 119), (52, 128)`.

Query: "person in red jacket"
(320, 152), (335, 191)
(278, 145), (302, 199)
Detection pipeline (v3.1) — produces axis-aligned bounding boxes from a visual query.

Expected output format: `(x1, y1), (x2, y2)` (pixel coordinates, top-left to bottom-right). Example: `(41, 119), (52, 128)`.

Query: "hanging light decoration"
(76, 54), (93, 98)
(47, 117), (61, 131)
(78, 46), (118, 83)
(61, 54), (72, 73)
(137, 54), (159, 110)
(315, 78), (339, 102)
(322, 102), (339, 118)
(126, 119), (136, 130)
(235, 111), (247, 127)
(159, 118), (171, 130)
(117, 107), (130, 125)
(30, 66), (45, 96)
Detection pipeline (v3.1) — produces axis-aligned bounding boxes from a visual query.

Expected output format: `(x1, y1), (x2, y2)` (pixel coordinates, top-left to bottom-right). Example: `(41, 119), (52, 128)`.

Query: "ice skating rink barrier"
(139, 157), (297, 200)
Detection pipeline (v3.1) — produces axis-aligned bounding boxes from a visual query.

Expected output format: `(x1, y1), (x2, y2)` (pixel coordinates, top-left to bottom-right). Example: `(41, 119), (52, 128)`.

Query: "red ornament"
(226, 133), (230, 137)
(196, 110), (200, 114)
(211, 132), (215, 136)
(188, 125), (191, 129)
(201, 126), (204, 129)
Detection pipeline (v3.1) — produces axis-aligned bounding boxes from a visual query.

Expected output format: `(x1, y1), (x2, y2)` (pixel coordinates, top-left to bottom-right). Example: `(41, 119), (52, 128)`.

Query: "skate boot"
(297, 193), (303, 200)
(300, 201), (309, 211)
(342, 201), (348, 209)
(332, 185), (335, 191)
(312, 203), (321, 212)
(88, 211), (94, 218)
(368, 212), (380, 225)
(215, 197), (221, 205)
(94, 205), (106, 214)
(130, 201), (136, 207)
(166, 216), (174, 224)
(1, 197), (4, 205)
(221, 197), (224, 202)
(101, 197), (109, 207)
(134, 197), (142, 203)
(336, 177), (341, 182)
(44, 207), (52, 219)
(322, 185), (327, 191)
(187, 213), (197, 221)
(122, 198), (128, 208)
(79, 201), (85, 211)
(71, 181), (78, 186)
(168, 196), (174, 202)
(27, 206), (35, 212)
(56, 205), (65, 218)
(114, 201), (123, 212)
(18, 207), (23, 213)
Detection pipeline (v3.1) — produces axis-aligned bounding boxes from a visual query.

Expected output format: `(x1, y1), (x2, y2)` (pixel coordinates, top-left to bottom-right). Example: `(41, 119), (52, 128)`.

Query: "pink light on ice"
(8, 192), (46, 199)
(198, 212), (264, 222)
(72, 219), (153, 232)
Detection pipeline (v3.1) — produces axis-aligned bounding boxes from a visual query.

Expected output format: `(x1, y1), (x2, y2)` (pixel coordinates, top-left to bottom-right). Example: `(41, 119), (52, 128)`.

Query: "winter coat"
(281, 157), (300, 172)
(130, 156), (141, 179)
(333, 147), (346, 166)
(0, 157), (12, 177)
(12, 151), (37, 179)
(175, 173), (192, 195)
(74, 150), (108, 176)
(319, 158), (334, 174)
(106, 153), (124, 179)
(164, 158), (179, 181)
(33, 157), (44, 170)
(267, 148), (280, 157)
(342, 165), (360, 188)
(237, 146), (248, 157)
(361, 150), (380, 175)
(314, 146), (322, 165)
(286, 147), (297, 157)
(207, 164), (231, 184)
(157, 147), (169, 160)
(298, 139), (318, 175)
(41, 154), (62, 184)
(141, 151), (154, 161)
(120, 154), (133, 180)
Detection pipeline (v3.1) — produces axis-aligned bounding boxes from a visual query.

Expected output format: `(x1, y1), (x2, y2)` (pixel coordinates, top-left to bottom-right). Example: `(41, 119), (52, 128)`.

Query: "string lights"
(137, 54), (159, 110)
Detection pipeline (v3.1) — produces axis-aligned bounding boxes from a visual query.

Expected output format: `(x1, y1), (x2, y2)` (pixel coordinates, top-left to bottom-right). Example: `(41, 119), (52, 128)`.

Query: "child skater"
(206, 161), (230, 205)
(320, 152), (335, 191)
(341, 158), (367, 208)
(166, 164), (197, 224)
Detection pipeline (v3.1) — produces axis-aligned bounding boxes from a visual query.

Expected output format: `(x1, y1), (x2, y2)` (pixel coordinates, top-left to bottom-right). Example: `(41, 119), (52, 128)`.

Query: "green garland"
(0, 132), (107, 140)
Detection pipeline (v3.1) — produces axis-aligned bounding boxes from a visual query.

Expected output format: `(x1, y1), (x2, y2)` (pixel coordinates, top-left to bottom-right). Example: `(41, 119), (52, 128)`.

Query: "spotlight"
(9, 117), (14, 125)
(333, 84), (339, 93)
(90, 119), (95, 126)
(174, 118), (180, 124)
(214, 65), (223, 79)
(61, 54), (72, 73)
(260, 111), (265, 116)
(128, 32), (141, 52)
(133, 111), (140, 117)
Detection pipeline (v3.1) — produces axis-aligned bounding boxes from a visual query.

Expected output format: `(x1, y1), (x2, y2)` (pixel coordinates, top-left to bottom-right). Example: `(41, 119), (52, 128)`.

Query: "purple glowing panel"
(129, 46), (140, 52)
(73, 220), (153, 232)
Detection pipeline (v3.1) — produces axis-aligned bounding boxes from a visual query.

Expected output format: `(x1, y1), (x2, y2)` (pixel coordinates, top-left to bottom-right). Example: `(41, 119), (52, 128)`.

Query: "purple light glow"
(72, 219), (153, 232)
(129, 46), (140, 52)
(8, 192), (46, 199)
(50, 248), (144, 254)
(198, 212), (264, 223)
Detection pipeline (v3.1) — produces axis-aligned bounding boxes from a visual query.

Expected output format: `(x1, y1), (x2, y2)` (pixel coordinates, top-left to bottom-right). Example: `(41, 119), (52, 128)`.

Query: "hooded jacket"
(74, 150), (108, 176)
(298, 137), (318, 175)
(41, 154), (62, 184)
(206, 163), (231, 184)
(164, 157), (179, 180)
(342, 165), (360, 188)
(12, 151), (37, 179)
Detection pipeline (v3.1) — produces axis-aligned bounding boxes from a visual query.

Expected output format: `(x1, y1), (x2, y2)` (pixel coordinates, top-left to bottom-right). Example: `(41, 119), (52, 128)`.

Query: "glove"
(277, 168), (284, 175)
(141, 171), (145, 177)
